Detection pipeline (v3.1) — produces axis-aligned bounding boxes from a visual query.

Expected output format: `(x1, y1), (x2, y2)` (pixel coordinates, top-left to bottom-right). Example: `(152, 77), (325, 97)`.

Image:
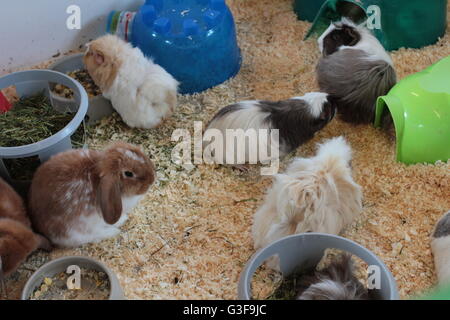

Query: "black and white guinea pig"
(316, 17), (397, 125)
(297, 253), (369, 300)
(204, 92), (336, 165)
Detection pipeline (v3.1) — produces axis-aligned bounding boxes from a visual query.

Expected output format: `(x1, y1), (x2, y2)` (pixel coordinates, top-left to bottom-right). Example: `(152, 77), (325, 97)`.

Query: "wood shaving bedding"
(2, 0), (450, 300)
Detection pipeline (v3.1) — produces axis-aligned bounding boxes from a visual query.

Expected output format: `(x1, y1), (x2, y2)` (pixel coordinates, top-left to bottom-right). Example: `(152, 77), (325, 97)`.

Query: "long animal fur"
(252, 136), (362, 251)
(297, 253), (369, 300)
(316, 18), (396, 124)
(84, 34), (178, 129)
(317, 49), (396, 124)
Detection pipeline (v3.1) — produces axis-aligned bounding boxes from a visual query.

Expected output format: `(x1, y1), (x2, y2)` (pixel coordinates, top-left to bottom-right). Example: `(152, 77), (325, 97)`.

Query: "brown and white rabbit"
(296, 253), (369, 300)
(0, 177), (51, 297)
(28, 142), (155, 248)
(316, 17), (396, 124)
(252, 136), (362, 251)
(83, 34), (179, 129)
(431, 211), (450, 286)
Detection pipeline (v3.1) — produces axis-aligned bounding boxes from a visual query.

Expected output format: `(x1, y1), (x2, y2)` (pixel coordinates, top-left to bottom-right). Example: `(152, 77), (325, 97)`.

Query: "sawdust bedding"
(2, 0), (450, 300)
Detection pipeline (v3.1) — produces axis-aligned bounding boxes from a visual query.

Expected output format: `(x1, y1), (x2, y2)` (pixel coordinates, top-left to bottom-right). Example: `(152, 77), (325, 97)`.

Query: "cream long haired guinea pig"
(252, 136), (362, 250)
(84, 34), (179, 129)
(29, 142), (155, 248)
(316, 18), (396, 124)
(0, 178), (51, 296)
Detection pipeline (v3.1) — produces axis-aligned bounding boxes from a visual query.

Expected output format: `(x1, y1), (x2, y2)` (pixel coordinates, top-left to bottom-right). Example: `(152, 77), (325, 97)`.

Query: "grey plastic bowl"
(0, 69), (88, 192)
(49, 53), (114, 125)
(238, 233), (399, 300)
(21, 256), (125, 300)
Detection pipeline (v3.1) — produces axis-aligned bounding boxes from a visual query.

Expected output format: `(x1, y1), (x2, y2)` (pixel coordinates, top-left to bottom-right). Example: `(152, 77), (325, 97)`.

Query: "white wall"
(0, 0), (144, 72)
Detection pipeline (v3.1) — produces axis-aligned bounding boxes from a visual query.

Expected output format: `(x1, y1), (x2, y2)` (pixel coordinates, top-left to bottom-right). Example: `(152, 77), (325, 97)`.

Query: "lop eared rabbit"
(252, 136), (362, 251)
(84, 34), (179, 129)
(29, 142), (155, 247)
(0, 178), (51, 297)
(316, 17), (396, 124)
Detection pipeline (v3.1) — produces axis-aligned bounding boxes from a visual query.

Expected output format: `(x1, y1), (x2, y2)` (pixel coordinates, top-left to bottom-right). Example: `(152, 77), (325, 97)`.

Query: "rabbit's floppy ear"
(98, 173), (122, 225)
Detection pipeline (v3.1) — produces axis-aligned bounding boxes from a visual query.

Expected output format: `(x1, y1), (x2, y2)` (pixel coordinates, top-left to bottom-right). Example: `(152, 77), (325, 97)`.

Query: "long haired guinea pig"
(204, 92), (336, 165)
(28, 142), (155, 248)
(252, 136), (362, 251)
(431, 211), (450, 286)
(316, 17), (397, 124)
(83, 34), (179, 129)
(0, 178), (51, 296)
(296, 253), (369, 300)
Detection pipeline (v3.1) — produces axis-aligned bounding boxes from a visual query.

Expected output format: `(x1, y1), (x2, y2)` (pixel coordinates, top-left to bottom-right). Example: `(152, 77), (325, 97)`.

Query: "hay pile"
(2, 0), (449, 300)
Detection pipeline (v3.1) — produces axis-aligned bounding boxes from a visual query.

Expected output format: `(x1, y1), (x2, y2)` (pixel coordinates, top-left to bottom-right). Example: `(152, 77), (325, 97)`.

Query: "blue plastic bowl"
(107, 0), (242, 94)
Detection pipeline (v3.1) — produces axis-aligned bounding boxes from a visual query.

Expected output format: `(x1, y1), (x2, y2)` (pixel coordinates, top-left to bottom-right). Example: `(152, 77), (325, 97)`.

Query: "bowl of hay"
(0, 69), (89, 194)
(22, 256), (124, 300)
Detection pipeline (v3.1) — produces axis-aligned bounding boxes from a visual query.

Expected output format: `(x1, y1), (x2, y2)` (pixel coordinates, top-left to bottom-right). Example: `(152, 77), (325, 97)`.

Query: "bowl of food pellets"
(49, 53), (114, 125)
(21, 256), (124, 300)
(0, 69), (89, 195)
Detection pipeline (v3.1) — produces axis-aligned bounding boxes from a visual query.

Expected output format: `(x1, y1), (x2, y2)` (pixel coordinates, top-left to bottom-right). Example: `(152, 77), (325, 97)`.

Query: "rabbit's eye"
(124, 171), (134, 178)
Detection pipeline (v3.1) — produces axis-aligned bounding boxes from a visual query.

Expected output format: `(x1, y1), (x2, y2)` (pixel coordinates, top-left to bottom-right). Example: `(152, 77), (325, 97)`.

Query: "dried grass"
(2, 0), (450, 300)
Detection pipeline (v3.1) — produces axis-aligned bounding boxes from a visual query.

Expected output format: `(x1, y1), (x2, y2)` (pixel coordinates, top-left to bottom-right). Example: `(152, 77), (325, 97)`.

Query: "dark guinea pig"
(204, 92), (336, 165)
(297, 253), (370, 300)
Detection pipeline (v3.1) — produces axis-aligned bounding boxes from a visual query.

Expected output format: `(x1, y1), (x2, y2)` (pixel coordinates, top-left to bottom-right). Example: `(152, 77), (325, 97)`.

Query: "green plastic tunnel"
(296, 0), (447, 51)
(374, 55), (450, 165)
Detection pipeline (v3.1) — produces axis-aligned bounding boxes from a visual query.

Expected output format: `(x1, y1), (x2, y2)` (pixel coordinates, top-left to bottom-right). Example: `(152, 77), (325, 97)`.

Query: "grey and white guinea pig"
(316, 17), (397, 124)
(431, 211), (450, 286)
(204, 92), (336, 164)
(297, 253), (369, 300)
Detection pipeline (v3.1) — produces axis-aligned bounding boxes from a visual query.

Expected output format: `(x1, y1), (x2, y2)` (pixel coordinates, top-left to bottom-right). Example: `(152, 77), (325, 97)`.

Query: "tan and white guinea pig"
(28, 142), (155, 248)
(252, 136), (362, 252)
(83, 34), (179, 129)
(0, 177), (51, 297)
